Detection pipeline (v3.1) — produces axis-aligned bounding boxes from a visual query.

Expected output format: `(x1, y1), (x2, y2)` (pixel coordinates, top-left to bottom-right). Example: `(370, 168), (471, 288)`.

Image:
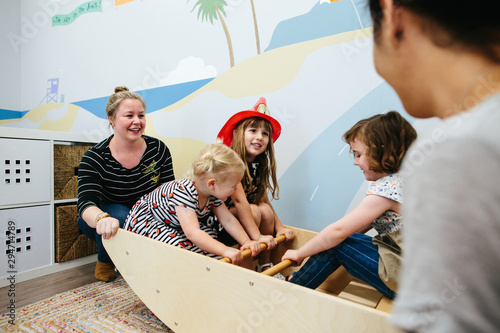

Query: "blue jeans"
(77, 202), (130, 263)
(289, 233), (396, 299)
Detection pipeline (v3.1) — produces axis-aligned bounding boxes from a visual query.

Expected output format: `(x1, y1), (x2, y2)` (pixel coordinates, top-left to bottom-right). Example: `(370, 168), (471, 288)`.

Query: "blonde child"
(282, 111), (417, 299)
(123, 143), (261, 264)
(217, 97), (295, 273)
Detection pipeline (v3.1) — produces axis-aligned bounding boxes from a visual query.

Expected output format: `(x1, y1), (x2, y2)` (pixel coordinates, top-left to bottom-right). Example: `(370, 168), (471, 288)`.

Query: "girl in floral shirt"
(283, 111), (416, 299)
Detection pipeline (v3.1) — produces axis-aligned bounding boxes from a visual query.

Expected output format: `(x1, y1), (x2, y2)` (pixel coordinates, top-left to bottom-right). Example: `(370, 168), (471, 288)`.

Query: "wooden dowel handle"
(220, 234), (287, 263)
(261, 259), (293, 276)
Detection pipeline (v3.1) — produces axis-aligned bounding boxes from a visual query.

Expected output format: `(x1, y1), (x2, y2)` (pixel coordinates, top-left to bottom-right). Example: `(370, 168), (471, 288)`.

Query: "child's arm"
(213, 203), (262, 257)
(282, 194), (399, 265)
(263, 197), (295, 241)
(175, 205), (244, 264)
(357, 224), (373, 234)
(230, 184), (277, 249)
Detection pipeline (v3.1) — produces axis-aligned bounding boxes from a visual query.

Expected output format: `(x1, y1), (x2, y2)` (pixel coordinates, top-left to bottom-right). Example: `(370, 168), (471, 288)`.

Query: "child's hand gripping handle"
(219, 234), (287, 263)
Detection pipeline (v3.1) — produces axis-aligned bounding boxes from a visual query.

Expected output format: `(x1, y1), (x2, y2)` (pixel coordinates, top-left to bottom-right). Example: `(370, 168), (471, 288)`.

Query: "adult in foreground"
(368, 0), (500, 331)
(77, 87), (175, 281)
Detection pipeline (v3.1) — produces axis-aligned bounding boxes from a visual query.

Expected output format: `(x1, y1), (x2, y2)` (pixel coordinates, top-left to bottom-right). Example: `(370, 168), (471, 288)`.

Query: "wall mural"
(1, 0), (415, 232)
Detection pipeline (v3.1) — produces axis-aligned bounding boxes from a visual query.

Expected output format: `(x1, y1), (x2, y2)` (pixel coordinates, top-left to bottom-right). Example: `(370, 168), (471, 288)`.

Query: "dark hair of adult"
(368, 0), (500, 63)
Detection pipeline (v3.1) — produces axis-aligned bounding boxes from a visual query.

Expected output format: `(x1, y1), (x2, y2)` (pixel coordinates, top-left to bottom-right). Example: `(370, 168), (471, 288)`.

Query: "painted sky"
(3, 0), (373, 114)
(6, 0), (320, 111)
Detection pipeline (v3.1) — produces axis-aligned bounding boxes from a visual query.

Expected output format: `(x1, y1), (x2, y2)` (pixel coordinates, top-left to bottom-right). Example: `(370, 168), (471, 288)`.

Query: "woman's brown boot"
(95, 261), (116, 282)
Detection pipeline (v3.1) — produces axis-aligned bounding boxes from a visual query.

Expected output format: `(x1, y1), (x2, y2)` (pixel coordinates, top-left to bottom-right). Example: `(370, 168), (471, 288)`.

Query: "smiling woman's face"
(109, 98), (146, 142)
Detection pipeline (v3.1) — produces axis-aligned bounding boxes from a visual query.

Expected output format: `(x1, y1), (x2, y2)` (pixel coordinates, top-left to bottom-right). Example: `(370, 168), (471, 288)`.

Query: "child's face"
(244, 125), (270, 162)
(212, 172), (243, 201)
(350, 139), (387, 181)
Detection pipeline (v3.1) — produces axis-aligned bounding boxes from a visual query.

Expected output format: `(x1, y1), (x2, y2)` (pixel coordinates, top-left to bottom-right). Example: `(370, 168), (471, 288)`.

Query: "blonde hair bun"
(114, 86), (129, 93)
(106, 86), (145, 120)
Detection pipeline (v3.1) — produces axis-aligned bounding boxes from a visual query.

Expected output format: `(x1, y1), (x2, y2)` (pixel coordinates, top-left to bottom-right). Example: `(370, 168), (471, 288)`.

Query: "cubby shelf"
(0, 127), (107, 287)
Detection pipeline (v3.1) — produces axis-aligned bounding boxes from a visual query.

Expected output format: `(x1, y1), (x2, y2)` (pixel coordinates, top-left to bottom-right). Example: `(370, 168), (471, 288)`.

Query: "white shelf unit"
(0, 127), (107, 287)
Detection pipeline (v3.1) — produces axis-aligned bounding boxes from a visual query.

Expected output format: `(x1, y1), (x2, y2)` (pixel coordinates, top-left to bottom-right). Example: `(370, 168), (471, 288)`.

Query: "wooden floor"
(0, 262), (97, 310)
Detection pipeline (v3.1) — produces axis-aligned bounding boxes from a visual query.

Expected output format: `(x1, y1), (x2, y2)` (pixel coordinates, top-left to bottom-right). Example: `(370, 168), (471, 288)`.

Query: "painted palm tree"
(250, 0), (261, 54)
(189, 0), (235, 68)
(330, 0), (364, 29)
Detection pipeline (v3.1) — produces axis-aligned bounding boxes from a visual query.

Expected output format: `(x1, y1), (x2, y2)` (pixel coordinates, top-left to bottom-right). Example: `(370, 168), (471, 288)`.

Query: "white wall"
(0, 0), (21, 111)
(0, 0), (410, 233)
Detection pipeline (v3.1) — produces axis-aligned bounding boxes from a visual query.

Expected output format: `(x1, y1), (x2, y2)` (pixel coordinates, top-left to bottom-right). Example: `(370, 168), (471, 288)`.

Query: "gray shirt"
(391, 94), (500, 332)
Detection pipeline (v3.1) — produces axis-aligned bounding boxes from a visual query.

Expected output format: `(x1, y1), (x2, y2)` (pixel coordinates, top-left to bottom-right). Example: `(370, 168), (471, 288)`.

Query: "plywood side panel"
(104, 229), (399, 333)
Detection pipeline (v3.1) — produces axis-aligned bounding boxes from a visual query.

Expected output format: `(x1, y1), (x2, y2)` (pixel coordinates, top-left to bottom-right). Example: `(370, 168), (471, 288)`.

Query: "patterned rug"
(0, 278), (173, 332)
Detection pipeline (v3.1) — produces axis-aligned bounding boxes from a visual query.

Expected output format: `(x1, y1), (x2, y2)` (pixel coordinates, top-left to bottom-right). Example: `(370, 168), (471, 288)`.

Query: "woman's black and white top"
(77, 135), (175, 217)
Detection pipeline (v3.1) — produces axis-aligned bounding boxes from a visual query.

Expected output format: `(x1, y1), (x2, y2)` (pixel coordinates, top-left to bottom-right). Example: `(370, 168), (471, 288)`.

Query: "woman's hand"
(96, 217), (120, 240)
(241, 240), (262, 257)
(222, 247), (244, 265)
(258, 234), (277, 251)
(282, 249), (304, 266)
(276, 226), (295, 241)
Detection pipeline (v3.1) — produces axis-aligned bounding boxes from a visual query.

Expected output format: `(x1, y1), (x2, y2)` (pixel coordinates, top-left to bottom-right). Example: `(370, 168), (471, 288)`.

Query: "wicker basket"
(54, 144), (93, 200)
(55, 204), (97, 262)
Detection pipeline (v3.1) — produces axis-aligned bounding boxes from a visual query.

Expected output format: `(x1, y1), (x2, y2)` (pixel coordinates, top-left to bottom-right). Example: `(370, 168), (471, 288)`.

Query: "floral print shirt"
(366, 173), (403, 235)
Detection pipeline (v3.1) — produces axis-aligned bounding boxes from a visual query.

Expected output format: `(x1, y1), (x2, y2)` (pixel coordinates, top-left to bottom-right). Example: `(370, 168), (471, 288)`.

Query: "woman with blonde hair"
(78, 86), (175, 281)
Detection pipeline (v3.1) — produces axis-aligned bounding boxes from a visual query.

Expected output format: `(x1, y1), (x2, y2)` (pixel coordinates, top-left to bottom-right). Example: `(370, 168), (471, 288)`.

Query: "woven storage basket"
(55, 204), (97, 262)
(54, 144), (93, 200)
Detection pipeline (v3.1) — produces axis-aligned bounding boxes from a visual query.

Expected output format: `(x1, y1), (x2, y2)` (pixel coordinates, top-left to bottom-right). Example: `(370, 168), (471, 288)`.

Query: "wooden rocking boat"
(103, 226), (397, 332)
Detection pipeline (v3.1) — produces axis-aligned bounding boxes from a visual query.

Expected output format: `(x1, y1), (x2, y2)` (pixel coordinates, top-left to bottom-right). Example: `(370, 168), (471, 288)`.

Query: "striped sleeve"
(77, 145), (106, 217)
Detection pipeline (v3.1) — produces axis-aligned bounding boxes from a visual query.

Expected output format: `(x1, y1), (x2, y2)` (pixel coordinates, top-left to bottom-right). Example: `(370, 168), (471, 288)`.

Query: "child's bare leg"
(250, 204), (262, 228)
(257, 202), (275, 266)
(228, 206), (239, 219)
